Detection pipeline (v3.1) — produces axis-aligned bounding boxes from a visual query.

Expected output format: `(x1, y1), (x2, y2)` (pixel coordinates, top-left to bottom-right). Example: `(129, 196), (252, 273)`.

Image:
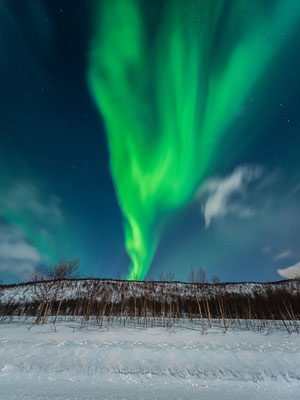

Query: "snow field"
(0, 320), (299, 399)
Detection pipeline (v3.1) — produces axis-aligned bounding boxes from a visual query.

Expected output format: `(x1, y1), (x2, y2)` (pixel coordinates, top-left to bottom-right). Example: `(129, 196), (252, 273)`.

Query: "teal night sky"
(0, 0), (299, 283)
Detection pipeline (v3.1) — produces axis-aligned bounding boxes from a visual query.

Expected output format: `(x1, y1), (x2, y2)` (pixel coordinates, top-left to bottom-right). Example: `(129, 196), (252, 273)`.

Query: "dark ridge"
(0, 277), (297, 289)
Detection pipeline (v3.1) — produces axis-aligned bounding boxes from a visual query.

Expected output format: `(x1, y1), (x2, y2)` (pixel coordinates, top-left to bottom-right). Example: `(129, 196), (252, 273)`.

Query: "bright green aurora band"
(88, 0), (300, 280)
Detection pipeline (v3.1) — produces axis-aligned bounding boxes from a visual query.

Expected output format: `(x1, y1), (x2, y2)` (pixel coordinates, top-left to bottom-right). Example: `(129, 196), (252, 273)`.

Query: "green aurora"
(88, 0), (300, 280)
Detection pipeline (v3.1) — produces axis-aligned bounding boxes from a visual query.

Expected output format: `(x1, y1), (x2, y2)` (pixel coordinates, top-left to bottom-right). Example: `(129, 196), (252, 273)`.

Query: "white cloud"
(0, 180), (63, 224)
(0, 180), (64, 272)
(197, 165), (262, 228)
(277, 262), (300, 279)
(262, 246), (272, 255)
(0, 241), (40, 261)
(0, 180), (64, 281)
(0, 224), (42, 280)
(274, 250), (292, 261)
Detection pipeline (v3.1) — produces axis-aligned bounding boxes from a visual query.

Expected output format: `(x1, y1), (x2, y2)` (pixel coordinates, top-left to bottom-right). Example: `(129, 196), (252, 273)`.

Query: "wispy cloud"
(277, 262), (300, 279)
(197, 165), (262, 228)
(0, 180), (63, 224)
(0, 224), (42, 280)
(274, 250), (292, 261)
(0, 179), (65, 280)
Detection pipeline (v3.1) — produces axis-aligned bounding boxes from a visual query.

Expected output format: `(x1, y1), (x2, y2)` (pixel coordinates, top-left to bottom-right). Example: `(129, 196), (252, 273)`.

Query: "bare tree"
(29, 258), (80, 282)
(48, 258), (80, 280)
(115, 272), (122, 280)
(196, 267), (207, 284)
(189, 267), (196, 283)
(212, 275), (221, 284)
(29, 267), (47, 282)
(159, 272), (166, 282)
(165, 270), (175, 282)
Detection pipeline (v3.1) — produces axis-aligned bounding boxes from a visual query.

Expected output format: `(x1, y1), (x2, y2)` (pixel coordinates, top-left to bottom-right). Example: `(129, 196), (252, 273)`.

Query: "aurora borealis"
(88, 0), (300, 280)
(0, 0), (300, 283)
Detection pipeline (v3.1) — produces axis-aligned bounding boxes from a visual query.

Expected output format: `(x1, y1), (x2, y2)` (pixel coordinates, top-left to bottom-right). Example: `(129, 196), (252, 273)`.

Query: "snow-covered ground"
(1, 278), (299, 304)
(0, 319), (300, 399)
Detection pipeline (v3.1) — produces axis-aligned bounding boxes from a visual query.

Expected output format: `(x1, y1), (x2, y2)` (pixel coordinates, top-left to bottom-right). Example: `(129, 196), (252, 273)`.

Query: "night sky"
(0, 0), (299, 284)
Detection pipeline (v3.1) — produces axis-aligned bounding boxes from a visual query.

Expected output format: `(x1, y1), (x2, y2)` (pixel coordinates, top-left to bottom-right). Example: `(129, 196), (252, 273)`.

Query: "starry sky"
(0, 0), (299, 284)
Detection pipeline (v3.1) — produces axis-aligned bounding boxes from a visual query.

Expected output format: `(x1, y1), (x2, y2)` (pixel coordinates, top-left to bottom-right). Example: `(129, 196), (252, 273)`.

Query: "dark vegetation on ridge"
(0, 259), (299, 333)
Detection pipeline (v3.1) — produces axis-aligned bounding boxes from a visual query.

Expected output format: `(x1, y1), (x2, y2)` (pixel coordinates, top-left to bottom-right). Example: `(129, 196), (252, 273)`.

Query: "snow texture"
(0, 320), (300, 399)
